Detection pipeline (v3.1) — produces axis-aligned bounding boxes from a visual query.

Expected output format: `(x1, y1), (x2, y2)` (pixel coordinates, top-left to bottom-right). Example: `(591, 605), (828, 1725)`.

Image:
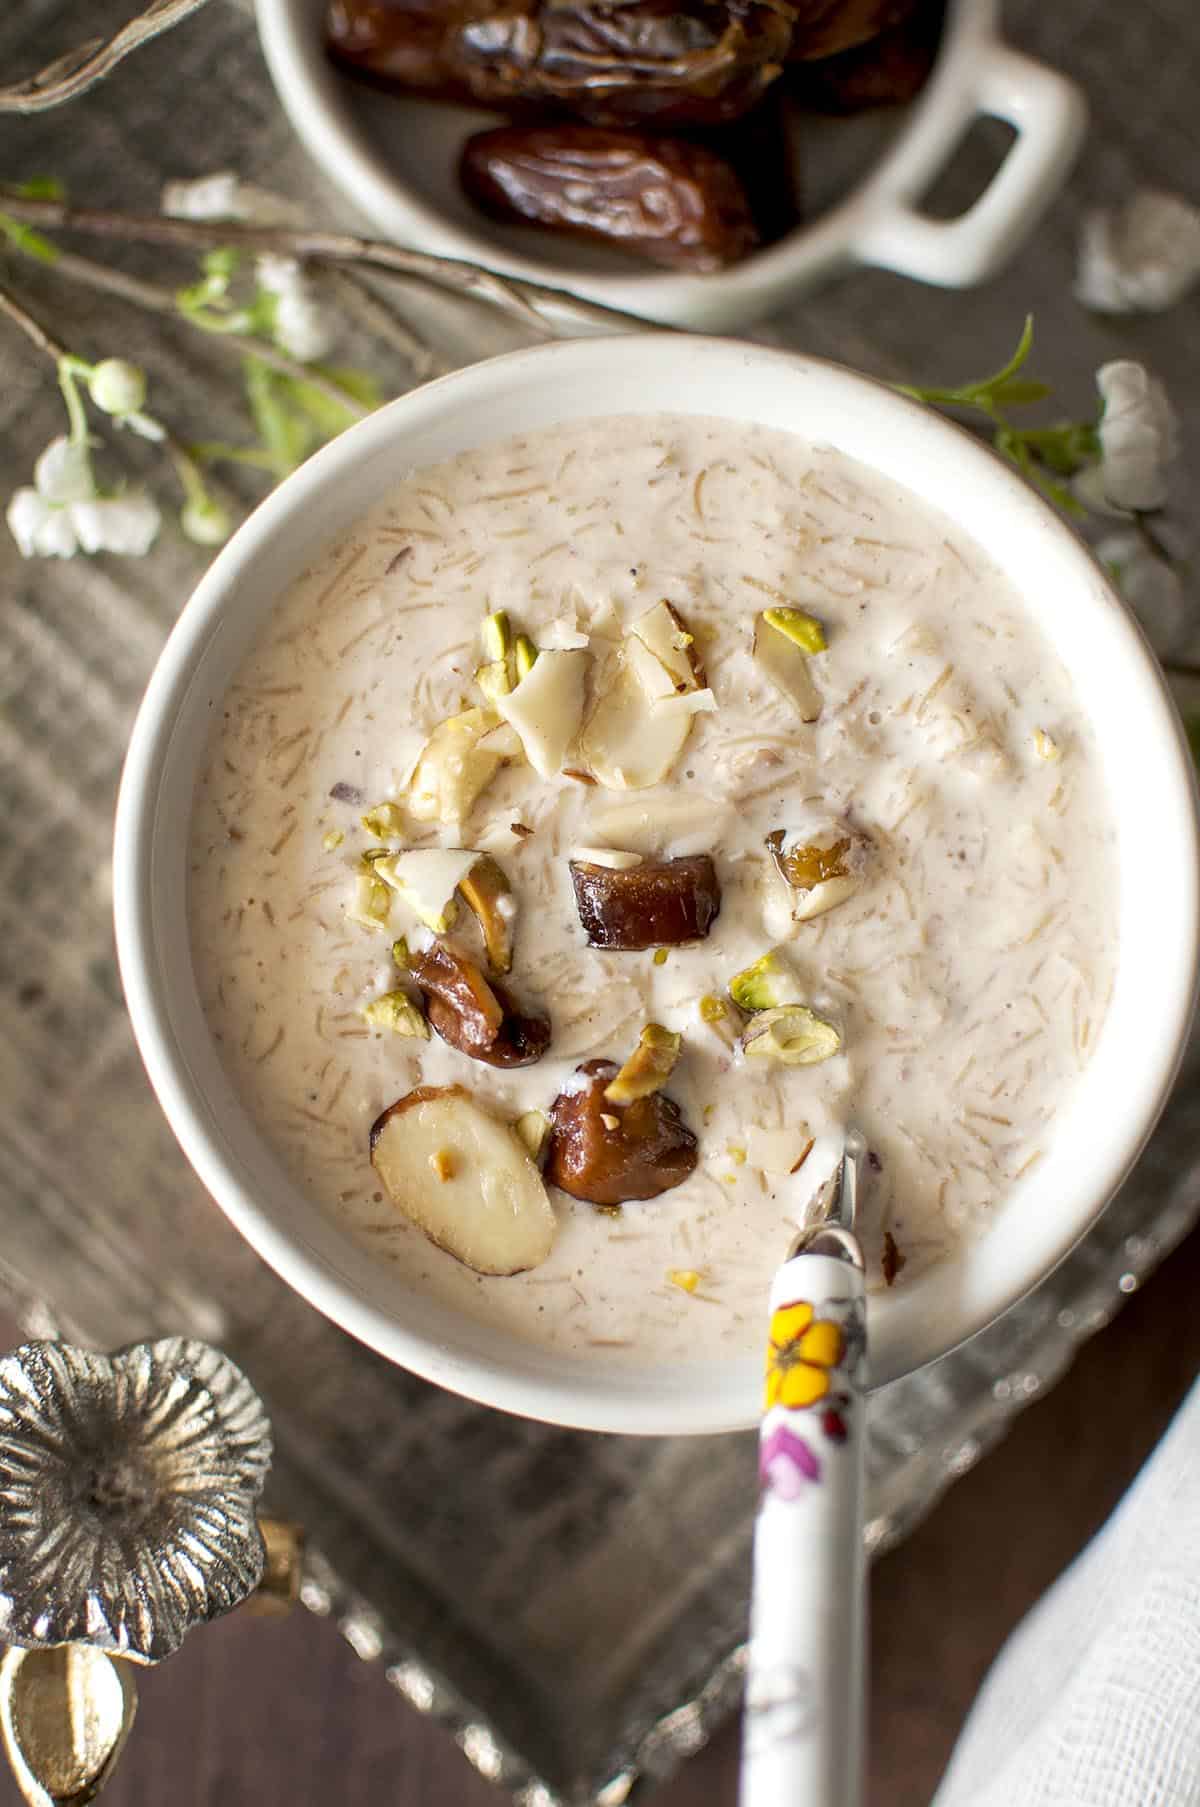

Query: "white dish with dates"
(114, 335), (1198, 1432)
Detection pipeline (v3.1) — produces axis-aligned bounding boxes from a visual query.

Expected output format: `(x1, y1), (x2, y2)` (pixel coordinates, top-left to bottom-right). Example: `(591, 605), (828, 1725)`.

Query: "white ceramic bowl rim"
(114, 335), (1200, 1435)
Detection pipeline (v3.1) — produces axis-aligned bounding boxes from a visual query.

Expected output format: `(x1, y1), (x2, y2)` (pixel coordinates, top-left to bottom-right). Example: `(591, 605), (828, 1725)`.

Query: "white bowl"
(255, 0), (1087, 330)
(114, 336), (1199, 1434)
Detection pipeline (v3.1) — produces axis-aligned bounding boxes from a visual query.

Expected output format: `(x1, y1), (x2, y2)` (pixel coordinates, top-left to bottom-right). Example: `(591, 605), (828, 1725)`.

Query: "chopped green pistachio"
(391, 936), (411, 970)
(667, 1268), (700, 1294)
(362, 801), (406, 840)
(699, 994), (727, 1023)
(475, 659), (512, 703)
(481, 610), (513, 661)
(653, 947), (669, 967)
(322, 828), (344, 851)
(727, 1145), (747, 1165)
(359, 990), (430, 1038)
(763, 607), (827, 654)
(752, 615), (822, 722)
(741, 1004), (842, 1067)
(729, 951), (805, 1013)
(514, 1109), (551, 1164)
(1033, 727), (1062, 762)
(513, 634), (539, 681)
(604, 1023), (682, 1105)
(346, 871), (392, 931)
(361, 847), (393, 867)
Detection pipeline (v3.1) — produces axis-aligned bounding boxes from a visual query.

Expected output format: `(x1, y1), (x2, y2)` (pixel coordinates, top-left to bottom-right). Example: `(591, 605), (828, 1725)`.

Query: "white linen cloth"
(934, 1381), (1200, 1807)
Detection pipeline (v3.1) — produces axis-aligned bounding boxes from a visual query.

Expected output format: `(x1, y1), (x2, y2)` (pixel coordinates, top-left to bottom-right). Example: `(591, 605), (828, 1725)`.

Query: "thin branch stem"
(0, 194), (660, 336)
(0, 241), (370, 420)
(319, 267), (448, 382)
(0, 0), (214, 114)
(0, 283), (68, 361)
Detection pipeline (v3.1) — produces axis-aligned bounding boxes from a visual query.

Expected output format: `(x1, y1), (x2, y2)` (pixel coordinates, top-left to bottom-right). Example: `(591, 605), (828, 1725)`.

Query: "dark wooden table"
(4, 1226), (1195, 1807)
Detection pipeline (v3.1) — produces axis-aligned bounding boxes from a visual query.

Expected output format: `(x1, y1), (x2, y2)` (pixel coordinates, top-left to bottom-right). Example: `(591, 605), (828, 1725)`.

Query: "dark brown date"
(570, 854), (721, 949)
(786, 0), (917, 61)
(789, 0), (940, 107)
(460, 126), (759, 270)
(409, 940), (549, 1065)
(326, 0), (490, 95)
(546, 1060), (699, 1204)
(456, 0), (791, 126)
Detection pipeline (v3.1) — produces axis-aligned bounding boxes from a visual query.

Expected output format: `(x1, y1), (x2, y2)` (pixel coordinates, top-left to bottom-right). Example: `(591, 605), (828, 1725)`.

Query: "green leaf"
(15, 176), (65, 201)
(203, 247), (240, 281)
(964, 314), (1036, 400)
(242, 356), (314, 476)
(321, 365), (383, 408)
(0, 212), (58, 263)
(988, 379), (1052, 407)
(277, 365), (381, 437)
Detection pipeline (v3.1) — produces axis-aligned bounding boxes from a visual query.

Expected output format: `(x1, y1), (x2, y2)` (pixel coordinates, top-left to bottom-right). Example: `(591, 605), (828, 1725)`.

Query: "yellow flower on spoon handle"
(740, 1230), (867, 1807)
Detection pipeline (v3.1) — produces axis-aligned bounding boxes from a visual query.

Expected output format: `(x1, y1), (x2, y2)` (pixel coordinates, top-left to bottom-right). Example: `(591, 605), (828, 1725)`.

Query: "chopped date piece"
(547, 1059), (699, 1204)
(409, 939), (550, 1066)
(786, 0), (917, 61)
(326, 0), (498, 97)
(460, 126), (759, 271)
(788, 0), (939, 108)
(570, 853), (721, 949)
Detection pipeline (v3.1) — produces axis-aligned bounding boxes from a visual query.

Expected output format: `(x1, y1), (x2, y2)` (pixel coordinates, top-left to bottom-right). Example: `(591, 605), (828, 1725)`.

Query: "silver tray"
(1, 0), (1197, 1799)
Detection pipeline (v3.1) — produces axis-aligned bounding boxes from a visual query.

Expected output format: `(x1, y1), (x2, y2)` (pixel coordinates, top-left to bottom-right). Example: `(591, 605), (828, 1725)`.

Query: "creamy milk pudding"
(189, 413), (1118, 1361)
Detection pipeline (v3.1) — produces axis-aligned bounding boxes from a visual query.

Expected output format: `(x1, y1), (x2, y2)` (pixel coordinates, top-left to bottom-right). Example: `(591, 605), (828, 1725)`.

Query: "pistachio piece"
(603, 1023), (682, 1105)
(362, 801), (406, 840)
(752, 612), (822, 721)
(457, 852), (516, 973)
(1033, 727), (1062, 763)
(346, 870), (392, 931)
(360, 990), (430, 1038)
(667, 1268), (701, 1293)
(514, 633), (539, 681)
(481, 609), (513, 662)
(766, 822), (871, 922)
(729, 950), (806, 1012)
(762, 606), (827, 654)
(370, 1084), (556, 1275)
(475, 659), (512, 703)
(407, 707), (510, 825)
(741, 1004), (842, 1066)
(322, 828), (344, 851)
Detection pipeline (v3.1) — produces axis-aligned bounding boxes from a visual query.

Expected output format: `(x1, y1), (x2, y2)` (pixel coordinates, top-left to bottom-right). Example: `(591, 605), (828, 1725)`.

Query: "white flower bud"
(255, 254), (333, 363)
(70, 494), (161, 557)
(181, 495), (232, 546)
(34, 437), (94, 505)
(7, 488), (79, 559)
(161, 172), (301, 226)
(1097, 531), (1190, 656)
(1077, 189), (1200, 315)
(1088, 361), (1179, 513)
(88, 358), (148, 418)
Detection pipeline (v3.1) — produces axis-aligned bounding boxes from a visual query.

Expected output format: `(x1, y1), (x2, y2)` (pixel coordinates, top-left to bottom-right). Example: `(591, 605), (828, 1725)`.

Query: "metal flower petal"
(0, 1338), (271, 1664)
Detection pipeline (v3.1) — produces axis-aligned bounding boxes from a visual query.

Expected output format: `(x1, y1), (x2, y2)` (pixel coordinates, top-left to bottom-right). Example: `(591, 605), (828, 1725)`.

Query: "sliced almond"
(629, 600), (704, 691)
(570, 846), (643, 870)
(753, 614), (822, 722)
(370, 1085), (556, 1275)
(579, 656), (692, 791)
(374, 848), (480, 933)
(589, 792), (731, 856)
(497, 647), (588, 778)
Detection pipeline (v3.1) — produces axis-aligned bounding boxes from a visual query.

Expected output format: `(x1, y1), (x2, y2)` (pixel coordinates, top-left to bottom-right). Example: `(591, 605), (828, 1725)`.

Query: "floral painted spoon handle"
(739, 1153), (868, 1807)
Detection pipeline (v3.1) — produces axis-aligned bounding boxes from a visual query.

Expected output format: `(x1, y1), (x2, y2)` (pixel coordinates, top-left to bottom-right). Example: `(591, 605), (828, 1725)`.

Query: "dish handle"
(853, 42), (1087, 287)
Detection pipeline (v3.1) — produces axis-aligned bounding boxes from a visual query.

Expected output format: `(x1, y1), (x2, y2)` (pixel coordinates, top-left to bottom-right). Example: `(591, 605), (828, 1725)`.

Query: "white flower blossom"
(71, 494), (162, 557)
(254, 253), (333, 363)
(1077, 189), (1200, 315)
(34, 436), (93, 505)
(6, 435), (161, 560)
(161, 171), (302, 227)
(1097, 531), (1191, 656)
(7, 489), (79, 559)
(1074, 361), (1179, 515)
(88, 358), (147, 417)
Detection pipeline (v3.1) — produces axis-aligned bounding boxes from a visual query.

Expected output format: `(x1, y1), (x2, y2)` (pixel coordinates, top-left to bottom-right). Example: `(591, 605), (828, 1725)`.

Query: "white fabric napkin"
(934, 1381), (1200, 1807)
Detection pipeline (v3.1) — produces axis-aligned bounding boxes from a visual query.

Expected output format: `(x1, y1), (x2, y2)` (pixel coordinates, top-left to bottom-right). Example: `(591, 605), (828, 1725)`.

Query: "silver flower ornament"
(0, 1339), (271, 1664)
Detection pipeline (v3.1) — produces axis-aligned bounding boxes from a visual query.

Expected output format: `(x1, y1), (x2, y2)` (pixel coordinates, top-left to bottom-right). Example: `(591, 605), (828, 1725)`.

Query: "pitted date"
(460, 126), (760, 268)
(789, 0), (940, 107)
(326, 0), (502, 97)
(452, 0), (793, 126)
(786, 0), (917, 61)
